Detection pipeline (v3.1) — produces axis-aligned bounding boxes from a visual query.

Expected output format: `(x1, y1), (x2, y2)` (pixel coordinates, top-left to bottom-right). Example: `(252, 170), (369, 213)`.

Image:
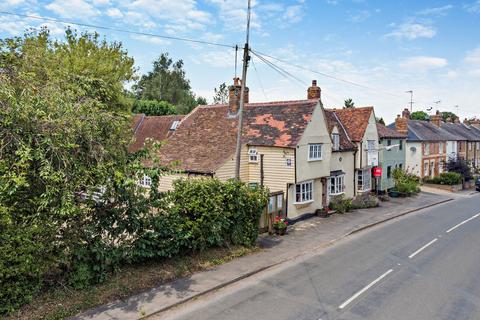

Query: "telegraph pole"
(234, 0), (252, 179)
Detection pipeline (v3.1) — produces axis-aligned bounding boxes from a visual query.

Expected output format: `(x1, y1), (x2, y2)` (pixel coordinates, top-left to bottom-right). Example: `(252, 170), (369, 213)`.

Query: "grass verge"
(7, 246), (260, 320)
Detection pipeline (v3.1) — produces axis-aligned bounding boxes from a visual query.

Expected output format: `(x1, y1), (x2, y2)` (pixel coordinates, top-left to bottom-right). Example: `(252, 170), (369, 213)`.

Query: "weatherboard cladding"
(158, 99), (319, 174)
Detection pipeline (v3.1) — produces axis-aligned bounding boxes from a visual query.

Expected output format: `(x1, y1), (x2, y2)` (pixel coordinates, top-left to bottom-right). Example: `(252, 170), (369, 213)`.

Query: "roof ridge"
(332, 110), (352, 143)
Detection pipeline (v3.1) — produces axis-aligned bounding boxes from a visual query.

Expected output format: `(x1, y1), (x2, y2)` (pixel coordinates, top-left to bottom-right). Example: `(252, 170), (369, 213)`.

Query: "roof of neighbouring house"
(388, 120), (458, 142)
(376, 123), (406, 139)
(324, 109), (357, 151)
(158, 99), (319, 174)
(129, 114), (185, 152)
(326, 107), (374, 142)
(441, 122), (480, 141)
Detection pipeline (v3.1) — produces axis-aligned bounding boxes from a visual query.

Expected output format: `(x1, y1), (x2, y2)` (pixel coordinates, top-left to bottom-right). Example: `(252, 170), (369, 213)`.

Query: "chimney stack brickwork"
(395, 114), (408, 135)
(228, 77), (249, 116)
(430, 110), (442, 127)
(307, 80), (321, 100)
(402, 108), (411, 119)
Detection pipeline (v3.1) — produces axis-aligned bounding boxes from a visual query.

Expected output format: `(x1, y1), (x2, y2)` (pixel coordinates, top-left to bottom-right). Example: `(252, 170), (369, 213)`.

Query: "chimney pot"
(430, 112), (442, 127)
(402, 108), (411, 119)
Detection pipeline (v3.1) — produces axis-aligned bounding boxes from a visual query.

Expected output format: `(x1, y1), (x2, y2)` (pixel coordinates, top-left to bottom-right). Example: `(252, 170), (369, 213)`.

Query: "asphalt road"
(157, 194), (480, 320)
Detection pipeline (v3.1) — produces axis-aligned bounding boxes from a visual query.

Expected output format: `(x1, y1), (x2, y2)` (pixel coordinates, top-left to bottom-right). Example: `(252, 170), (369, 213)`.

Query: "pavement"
(157, 191), (480, 320)
(75, 191), (457, 320)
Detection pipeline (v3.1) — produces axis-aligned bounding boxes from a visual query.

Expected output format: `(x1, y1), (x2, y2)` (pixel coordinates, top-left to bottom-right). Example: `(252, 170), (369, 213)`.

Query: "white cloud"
(196, 49), (236, 68)
(417, 5), (453, 16)
(400, 56), (448, 71)
(131, 34), (170, 45)
(283, 5), (305, 24)
(465, 0), (480, 13)
(350, 10), (372, 23)
(385, 22), (436, 40)
(464, 47), (480, 76)
(106, 7), (123, 18)
(45, 0), (100, 19)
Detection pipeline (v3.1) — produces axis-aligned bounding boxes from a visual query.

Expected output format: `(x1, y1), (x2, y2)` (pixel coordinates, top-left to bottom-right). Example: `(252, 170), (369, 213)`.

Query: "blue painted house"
(376, 123), (407, 191)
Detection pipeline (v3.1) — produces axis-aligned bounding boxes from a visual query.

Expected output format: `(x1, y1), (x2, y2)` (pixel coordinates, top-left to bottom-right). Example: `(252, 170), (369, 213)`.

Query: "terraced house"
(145, 80), (354, 224)
(328, 106), (379, 195)
(376, 123), (406, 191)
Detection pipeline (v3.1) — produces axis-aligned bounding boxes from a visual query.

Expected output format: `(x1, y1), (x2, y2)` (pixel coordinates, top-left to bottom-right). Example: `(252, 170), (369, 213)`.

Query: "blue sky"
(1, 0), (479, 122)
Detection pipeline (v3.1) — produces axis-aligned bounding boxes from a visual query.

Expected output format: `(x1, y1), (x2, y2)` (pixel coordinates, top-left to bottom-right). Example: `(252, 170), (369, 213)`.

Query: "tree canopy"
(133, 53), (206, 114)
(213, 82), (229, 104)
(344, 98), (355, 108)
(132, 99), (177, 116)
(410, 111), (429, 121)
(441, 111), (457, 122)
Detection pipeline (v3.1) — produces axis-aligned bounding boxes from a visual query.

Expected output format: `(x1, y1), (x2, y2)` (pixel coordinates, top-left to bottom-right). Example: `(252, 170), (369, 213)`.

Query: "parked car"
(476, 177), (480, 192)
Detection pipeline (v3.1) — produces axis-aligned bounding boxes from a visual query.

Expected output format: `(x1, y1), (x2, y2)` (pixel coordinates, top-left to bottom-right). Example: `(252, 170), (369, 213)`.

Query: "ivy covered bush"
(424, 172), (462, 185)
(0, 29), (268, 315)
(392, 169), (421, 195)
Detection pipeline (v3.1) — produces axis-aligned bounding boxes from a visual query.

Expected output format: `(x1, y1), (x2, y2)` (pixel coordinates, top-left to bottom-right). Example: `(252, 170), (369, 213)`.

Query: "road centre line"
(446, 213), (480, 233)
(408, 238), (438, 259)
(338, 269), (394, 309)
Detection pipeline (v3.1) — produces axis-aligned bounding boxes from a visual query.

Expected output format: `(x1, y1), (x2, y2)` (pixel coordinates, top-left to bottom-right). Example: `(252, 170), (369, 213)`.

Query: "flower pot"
(274, 227), (287, 236)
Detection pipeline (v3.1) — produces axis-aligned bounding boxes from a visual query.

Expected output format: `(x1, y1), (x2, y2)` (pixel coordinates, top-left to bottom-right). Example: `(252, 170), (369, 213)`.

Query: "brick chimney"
(395, 114), (408, 135)
(430, 110), (442, 127)
(307, 80), (321, 100)
(471, 118), (480, 129)
(228, 77), (249, 116)
(446, 117), (452, 123)
(402, 108), (411, 119)
(463, 118), (470, 125)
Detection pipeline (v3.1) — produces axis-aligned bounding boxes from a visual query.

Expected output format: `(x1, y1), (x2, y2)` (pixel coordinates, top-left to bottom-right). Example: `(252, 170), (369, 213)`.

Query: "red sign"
(373, 166), (382, 177)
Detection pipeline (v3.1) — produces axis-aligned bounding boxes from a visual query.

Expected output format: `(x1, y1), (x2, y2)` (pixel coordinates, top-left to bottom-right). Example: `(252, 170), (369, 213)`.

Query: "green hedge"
(424, 172), (462, 185)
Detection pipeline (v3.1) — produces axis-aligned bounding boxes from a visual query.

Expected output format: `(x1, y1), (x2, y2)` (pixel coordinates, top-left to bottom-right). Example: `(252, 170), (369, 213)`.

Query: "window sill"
(293, 200), (314, 205)
(329, 192), (345, 196)
(308, 158), (322, 162)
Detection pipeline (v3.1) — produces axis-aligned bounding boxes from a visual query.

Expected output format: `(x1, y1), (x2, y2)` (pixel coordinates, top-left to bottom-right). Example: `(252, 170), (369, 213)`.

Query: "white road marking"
(446, 213), (480, 233)
(408, 238), (438, 259)
(338, 269), (394, 309)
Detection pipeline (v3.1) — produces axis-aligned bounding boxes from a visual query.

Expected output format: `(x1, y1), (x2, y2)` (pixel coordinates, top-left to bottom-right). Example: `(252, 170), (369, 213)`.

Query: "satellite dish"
(410, 146), (417, 152)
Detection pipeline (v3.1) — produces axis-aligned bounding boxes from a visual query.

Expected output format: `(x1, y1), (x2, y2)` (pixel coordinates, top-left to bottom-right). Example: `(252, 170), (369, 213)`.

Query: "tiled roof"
(326, 107), (374, 142)
(324, 110), (357, 151)
(129, 114), (184, 152)
(388, 120), (459, 142)
(158, 100), (319, 173)
(441, 122), (480, 141)
(376, 123), (406, 139)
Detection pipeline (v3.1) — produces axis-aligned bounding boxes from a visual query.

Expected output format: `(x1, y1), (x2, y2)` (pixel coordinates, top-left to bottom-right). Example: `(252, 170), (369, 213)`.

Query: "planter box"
(423, 183), (463, 192)
(463, 180), (475, 190)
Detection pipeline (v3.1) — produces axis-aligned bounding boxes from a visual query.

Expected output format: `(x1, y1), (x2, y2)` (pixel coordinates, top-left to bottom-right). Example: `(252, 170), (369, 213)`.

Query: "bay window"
(329, 175), (345, 196)
(357, 169), (371, 192)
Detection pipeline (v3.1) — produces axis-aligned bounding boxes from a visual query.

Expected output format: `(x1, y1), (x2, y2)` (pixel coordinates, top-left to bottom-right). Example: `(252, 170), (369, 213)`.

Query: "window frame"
(294, 180), (314, 204)
(248, 148), (258, 163)
(332, 134), (340, 151)
(357, 169), (371, 192)
(139, 174), (152, 188)
(328, 175), (345, 196)
(308, 143), (323, 161)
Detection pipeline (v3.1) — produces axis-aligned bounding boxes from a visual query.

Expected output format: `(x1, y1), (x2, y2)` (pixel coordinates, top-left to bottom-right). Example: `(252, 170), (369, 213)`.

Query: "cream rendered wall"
(295, 104), (332, 182)
(405, 142), (422, 177)
(286, 178), (323, 219)
(330, 151), (355, 199)
(158, 173), (200, 192)
(356, 112), (379, 169)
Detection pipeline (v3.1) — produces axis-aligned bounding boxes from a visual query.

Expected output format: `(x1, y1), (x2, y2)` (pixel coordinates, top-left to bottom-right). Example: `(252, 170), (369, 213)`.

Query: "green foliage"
(410, 111), (429, 121)
(133, 52), (206, 114)
(424, 172), (462, 185)
(392, 169), (421, 194)
(329, 194), (353, 213)
(444, 158), (472, 181)
(344, 98), (355, 108)
(376, 117), (386, 125)
(132, 99), (177, 116)
(441, 111), (457, 122)
(213, 82), (229, 104)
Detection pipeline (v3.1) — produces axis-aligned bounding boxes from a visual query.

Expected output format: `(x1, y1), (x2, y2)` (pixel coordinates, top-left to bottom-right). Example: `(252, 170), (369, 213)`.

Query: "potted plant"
(273, 217), (288, 235)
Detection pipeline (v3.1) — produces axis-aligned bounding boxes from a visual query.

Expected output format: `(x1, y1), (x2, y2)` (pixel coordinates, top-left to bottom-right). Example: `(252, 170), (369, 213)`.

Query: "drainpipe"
(260, 154), (264, 187)
(353, 149), (357, 197)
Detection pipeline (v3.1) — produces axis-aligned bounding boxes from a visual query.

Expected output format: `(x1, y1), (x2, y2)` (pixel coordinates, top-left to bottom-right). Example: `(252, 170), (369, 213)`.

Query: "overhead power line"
(251, 50), (306, 88)
(0, 11), (236, 48)
(251, 49), (406, 99)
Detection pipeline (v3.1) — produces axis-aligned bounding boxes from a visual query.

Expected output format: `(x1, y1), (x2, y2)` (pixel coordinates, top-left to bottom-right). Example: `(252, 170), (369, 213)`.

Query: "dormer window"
(332, 133), (340, 151)
(170, 120), (180, 131)
(248, 148), (258, 163)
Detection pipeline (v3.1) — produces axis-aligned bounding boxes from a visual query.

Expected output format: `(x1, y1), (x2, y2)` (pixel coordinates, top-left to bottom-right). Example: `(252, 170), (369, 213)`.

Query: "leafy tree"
(213, 82), (229, 104)
(0, 28), (144, 313)
(132, 99), (177, 116)
(444, 158), (472, 181)
(134, 53), (205, 114)
(377, 117), (385, 125)
(410, 111), (429, 121)
(441, 111), (457, 122)
(344, 98), (355, 108)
